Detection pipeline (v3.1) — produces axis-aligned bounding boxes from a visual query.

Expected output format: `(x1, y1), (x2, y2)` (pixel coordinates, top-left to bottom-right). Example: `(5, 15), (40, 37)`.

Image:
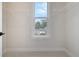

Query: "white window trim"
(32, 2), (50, 38)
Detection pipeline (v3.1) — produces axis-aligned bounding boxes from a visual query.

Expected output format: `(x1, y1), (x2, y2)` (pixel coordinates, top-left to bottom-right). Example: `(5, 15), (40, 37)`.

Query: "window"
(34, 2), (48, 36)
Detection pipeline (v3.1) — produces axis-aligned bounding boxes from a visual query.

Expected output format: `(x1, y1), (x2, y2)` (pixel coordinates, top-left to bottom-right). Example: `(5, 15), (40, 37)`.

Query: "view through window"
(34, 2), (48, 35)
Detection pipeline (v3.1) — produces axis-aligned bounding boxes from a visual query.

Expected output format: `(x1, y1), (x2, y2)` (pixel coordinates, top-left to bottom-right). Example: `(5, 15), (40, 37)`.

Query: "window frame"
(32, 2), (49, 37)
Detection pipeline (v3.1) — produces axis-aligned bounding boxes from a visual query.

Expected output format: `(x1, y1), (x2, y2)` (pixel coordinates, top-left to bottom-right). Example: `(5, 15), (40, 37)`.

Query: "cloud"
(35, 2), (47, 17)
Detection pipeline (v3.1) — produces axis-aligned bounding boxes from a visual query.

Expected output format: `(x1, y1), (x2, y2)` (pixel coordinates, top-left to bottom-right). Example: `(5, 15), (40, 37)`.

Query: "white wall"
(48, 2), (66, 49)
(3, 2), (66, 52)
(0, 2), (2, 56)
(65, 3), (79, 57)
(2, 2), (7, 54)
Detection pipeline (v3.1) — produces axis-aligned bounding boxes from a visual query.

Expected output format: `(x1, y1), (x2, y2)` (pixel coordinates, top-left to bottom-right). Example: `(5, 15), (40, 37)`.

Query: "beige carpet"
(3, 51), (69, 57)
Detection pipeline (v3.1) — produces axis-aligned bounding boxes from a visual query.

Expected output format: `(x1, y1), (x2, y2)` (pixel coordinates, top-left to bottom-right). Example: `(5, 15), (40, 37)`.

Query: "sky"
(35, 2), (47, 22)
(35, 2), (47, 17)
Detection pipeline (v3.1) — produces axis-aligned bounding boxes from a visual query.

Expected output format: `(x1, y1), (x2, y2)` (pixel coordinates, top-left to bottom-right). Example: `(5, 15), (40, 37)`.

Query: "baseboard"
(5, 48), (76, 57)
(64, 48), (74, 57)
(6, 48), (65, 52)
(2, 49), (6, 56)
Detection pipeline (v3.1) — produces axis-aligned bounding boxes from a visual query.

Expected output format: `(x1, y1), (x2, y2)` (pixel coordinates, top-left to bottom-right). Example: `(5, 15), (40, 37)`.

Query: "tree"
(35, 21), (40, 29)
(40, 20), (47, 29)
(35, 20), (47, 30)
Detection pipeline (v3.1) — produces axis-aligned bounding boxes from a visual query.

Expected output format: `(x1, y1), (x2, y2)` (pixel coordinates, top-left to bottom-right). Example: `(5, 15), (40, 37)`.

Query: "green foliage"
(35, 20), (47, 30)
(40, 20), (47, 29)
(35, 21), (40, 29)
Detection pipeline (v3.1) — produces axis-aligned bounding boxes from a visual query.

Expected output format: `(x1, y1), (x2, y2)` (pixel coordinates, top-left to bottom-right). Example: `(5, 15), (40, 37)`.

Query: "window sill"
(32, 35), (49, 38)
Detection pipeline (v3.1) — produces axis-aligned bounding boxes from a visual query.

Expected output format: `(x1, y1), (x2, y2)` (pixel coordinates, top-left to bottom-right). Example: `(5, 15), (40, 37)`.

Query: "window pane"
(35, 18), (47, 35)
(34, 2), (47, 35)
(35, 2), (47, 17)
(35, 18), (47, 30)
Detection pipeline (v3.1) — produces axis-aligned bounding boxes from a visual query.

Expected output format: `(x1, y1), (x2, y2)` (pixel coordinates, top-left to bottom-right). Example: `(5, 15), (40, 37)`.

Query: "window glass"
(35, 2), (47, 17)
(34, 2), (47, 35)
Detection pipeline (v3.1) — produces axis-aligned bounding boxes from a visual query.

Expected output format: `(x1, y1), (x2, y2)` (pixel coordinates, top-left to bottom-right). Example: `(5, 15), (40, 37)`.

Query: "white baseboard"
(64, 48), (74, 57)
(6, 48), (65, 52)
(2, 49), (6, 55)
(4, 48), (75, 57)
